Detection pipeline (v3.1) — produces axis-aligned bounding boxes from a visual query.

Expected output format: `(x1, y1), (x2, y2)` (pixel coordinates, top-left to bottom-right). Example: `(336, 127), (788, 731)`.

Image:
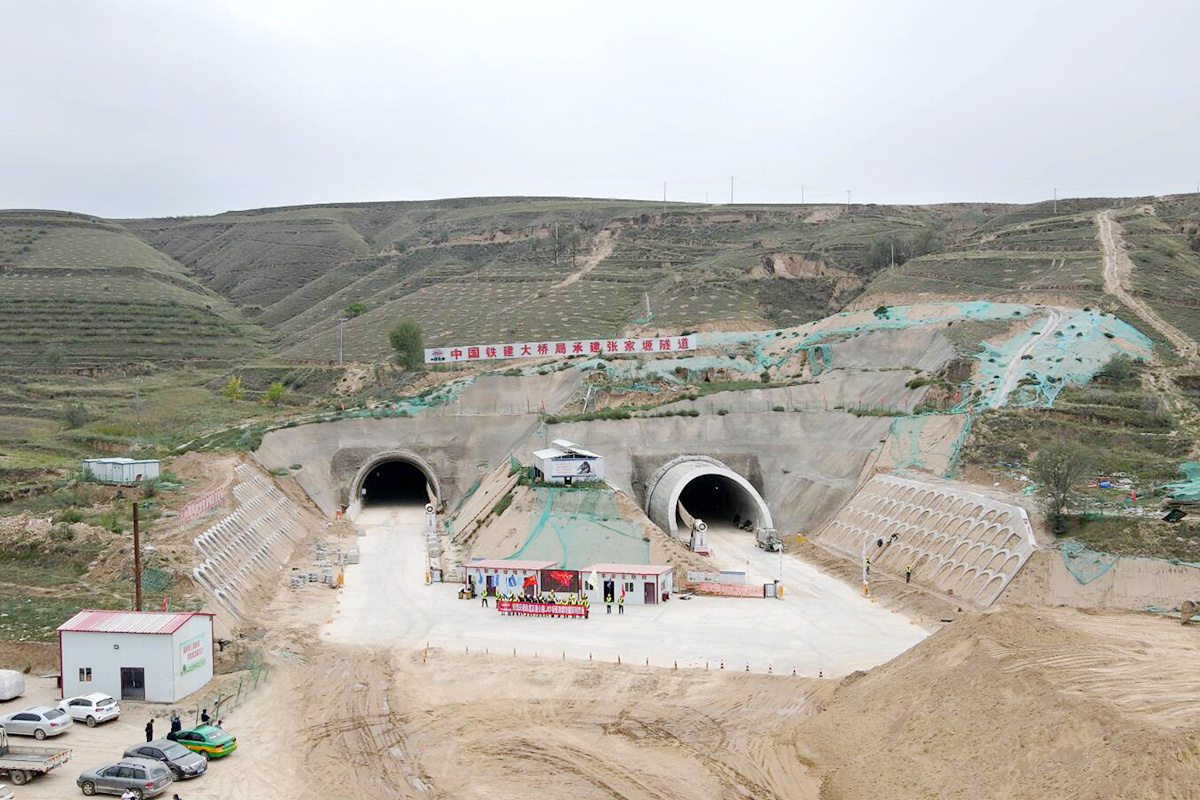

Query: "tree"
(221, 375), (244, 402)
(62, 403), (89, 429)
(1098, 354), (1135, 381)
(263, 381), (287, 406)
(389, 318), (424, 370)
(343, 302), (368, 318)
(1032, 442), (1093, 533)
(874, 305), (890, 319)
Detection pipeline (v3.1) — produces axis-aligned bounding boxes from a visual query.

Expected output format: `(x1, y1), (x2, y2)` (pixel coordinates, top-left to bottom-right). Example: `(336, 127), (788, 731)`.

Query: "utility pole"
(847, 189), (852, 207)
(890, 241), (895, 268)
(337, 317), (349, 365)
(801, 184), (805, 205)
(730, 175), (734, 204)
(662, 182), (667, 216)
(132, 502), (143, 611)
(1053, 188), (1057, 214)
(133, 375), (141, 448)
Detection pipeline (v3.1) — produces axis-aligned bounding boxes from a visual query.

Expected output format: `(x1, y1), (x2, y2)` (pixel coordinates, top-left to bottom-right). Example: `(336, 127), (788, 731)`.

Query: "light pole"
(337, 317), (349, 365)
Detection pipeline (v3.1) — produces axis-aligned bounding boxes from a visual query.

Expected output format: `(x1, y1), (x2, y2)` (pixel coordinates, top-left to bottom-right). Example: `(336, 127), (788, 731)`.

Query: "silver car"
(122, 740), (206, 780)
(0, 705), (73, 739)
(76, 758), (173, 798)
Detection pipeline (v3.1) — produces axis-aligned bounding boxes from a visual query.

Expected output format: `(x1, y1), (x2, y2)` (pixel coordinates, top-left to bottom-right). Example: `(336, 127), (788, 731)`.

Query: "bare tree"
(1032, 442), (1094, 533)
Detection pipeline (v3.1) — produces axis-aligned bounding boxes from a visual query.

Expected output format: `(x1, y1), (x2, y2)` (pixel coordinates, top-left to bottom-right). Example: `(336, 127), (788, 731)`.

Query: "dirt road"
(988, 306), (1062, 408)
(1097, 209), (1197, 359)
(552, 229), (615, 289)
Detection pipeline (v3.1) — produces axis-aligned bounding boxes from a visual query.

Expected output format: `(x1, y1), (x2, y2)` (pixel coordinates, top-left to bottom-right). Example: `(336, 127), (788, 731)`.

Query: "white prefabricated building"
(532, 439), (604, 485)
(81, 458), (161, 484)
(57, 610), (214, 703)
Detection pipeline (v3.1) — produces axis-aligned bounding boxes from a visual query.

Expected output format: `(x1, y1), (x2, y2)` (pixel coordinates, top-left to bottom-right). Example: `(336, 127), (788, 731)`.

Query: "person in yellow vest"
(618, 591), (624, 615)
(905, 564), (912, 584)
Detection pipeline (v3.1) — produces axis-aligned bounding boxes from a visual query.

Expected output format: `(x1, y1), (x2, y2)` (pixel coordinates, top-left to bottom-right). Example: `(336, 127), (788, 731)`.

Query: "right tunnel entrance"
(676, 473), (763, 531)
(645, 455), (773, 539)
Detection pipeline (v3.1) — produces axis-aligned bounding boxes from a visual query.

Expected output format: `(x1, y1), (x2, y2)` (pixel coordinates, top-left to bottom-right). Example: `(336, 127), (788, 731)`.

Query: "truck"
(0, 729), (71, 785)
(755, 527), (782, 552)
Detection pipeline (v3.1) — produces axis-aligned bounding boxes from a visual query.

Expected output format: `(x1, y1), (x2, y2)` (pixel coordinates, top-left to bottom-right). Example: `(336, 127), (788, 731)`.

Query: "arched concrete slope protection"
(645, 455), (773, 537)
(348, 450), (442, 516)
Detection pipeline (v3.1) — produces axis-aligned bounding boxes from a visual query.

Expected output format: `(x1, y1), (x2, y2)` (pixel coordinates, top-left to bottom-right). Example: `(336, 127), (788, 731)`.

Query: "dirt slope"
(796, 606), (1200, 799)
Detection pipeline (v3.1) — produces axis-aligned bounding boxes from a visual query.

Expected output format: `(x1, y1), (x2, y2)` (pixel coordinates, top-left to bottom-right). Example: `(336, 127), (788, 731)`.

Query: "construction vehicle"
(0, 729), (71, 785)
(756, 527), (782, 552)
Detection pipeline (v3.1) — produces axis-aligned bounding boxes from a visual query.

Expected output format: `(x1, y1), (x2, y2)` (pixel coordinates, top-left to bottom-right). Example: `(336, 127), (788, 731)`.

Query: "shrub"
(1098, 354), (1135, 381)
(221, 375), (245, 402)
(62, 403), (90, 429)
(760, 370), (770, 384)
(773, 405), (785, 412)
(343, 302), (368, 317)
(263, 382), (287, 406)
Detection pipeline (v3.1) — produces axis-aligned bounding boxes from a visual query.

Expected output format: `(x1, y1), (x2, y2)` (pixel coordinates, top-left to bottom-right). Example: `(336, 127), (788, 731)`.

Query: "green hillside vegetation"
(1123, 199), (1200, 343)
(0, 210), (262, 368)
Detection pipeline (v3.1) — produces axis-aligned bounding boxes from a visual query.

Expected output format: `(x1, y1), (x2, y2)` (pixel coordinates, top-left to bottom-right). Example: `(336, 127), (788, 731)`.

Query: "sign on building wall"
(549, 458), (603, 479)
(540, 569), (580, 594)
(179, 635), (207, 675)
(424, 335), (697, 364)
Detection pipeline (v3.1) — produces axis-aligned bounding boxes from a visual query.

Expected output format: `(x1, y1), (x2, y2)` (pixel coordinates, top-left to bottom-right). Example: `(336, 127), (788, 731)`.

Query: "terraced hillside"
(124, 198), (965, 360)
(1122, 197), (1200, 344)
(0, 210), (261, 367)
(860, 198), (1113, 304)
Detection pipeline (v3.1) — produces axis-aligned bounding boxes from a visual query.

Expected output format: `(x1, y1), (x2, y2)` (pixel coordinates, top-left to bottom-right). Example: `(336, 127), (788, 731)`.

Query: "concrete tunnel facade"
(644, 455), (773, 538)
(347, 449), (442, 517)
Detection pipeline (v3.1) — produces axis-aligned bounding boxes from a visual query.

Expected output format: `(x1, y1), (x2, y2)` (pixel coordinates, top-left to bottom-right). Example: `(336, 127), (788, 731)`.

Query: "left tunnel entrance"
(360, 459), (431, 507)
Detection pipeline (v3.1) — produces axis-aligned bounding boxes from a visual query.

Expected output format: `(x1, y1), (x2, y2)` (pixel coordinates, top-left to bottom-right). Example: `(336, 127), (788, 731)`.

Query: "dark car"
(76, 757), (172, 797)
(122, 740), (206, 780)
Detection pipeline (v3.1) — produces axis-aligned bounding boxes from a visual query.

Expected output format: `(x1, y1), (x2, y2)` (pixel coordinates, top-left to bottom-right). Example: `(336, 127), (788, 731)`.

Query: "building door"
(120, 667), (145, 701)
(644, 581), (655, 604)
(603, 580), (614, 603)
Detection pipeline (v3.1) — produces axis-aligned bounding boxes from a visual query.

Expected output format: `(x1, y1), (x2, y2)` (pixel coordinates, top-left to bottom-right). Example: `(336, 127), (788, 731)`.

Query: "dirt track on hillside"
(1097, 209), (1197, 359)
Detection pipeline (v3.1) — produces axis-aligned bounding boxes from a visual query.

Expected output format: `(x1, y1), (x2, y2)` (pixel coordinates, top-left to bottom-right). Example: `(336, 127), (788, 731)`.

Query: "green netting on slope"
(808, 344), (833, 375)
(1168, 462), (1200, 502)
(140, 567), (173, 592)
(1059, 540), (1119, 585)
(973, 309), (1153, 408)
(508, 487), (647, 570)
(883, 417), (928, 471)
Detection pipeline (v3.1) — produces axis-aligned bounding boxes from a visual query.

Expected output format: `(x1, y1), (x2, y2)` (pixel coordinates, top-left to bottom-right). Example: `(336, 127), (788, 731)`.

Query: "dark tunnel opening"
(360, 460), (430, 506)
(675, 473), (761, 531)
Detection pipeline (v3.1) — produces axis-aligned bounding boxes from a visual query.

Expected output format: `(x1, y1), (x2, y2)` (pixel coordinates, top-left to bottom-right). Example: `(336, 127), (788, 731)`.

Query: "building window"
(79, 667), (92, 682)
(624, 582), (634, 593)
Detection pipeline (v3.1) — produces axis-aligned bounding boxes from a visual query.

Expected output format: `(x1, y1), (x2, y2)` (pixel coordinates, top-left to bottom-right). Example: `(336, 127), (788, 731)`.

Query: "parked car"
(0, 672), (23, 702)
(76, 757), (172, 798)
(0, 783), (13, 800)
(166, 725), (236, 759)
(58, 694), (119, 727)
(121, 740), (205, 780)
(0, 706), (72, 739)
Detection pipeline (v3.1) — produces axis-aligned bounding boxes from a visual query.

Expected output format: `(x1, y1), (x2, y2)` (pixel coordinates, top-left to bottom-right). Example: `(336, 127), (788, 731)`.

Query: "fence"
(190, 645), (270, 726)
(181, 487), (229, 524)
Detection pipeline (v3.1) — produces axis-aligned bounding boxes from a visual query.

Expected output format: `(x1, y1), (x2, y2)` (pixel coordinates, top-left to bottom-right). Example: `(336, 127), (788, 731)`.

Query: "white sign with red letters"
(424, 335), (696, 364)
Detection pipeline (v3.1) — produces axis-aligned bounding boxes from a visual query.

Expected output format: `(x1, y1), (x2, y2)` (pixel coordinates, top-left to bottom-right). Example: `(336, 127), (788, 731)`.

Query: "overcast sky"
(2, 0), (1197, 218)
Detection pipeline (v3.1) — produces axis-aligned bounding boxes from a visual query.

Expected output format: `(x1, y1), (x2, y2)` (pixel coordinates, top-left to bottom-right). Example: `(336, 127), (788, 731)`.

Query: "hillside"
(0, 210), (262, 368)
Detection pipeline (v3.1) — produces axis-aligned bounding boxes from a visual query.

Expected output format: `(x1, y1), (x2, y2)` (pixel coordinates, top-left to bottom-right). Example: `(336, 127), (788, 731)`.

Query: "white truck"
(0, 729), (71, 786)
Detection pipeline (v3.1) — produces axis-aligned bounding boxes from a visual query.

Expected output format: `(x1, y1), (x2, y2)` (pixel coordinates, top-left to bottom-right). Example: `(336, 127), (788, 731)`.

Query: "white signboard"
(425, 335), (697, 364)
(179, 634), (207, 675)
(549, 457), (603, 479)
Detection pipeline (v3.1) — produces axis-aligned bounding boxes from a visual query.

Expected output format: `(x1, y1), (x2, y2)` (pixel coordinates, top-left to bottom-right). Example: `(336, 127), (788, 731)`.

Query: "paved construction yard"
(329, 506), (927, 676)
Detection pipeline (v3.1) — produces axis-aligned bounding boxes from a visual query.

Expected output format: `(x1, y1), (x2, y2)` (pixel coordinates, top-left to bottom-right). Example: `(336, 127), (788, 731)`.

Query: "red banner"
(497, 600), (588, 618)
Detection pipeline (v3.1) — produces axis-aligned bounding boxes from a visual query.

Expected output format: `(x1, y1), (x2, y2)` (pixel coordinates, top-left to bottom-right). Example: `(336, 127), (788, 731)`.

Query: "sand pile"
(796, 606), (1200, 799)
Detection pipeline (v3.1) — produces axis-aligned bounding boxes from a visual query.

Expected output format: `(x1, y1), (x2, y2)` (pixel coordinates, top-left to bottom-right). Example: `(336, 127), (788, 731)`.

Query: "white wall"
(61, 631), (174, 703)
(583, 572), (670, 605)
(61, 617), (213, 704)
(170, 616), (214, 701)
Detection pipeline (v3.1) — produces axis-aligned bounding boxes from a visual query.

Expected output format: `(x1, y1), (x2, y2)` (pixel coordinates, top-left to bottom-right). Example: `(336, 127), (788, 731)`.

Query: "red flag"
(522, 574), (537, 588)
(161, 596), (168, 611)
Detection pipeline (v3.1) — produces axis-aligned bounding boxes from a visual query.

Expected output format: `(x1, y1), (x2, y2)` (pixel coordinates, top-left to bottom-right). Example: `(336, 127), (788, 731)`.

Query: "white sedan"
(57, 693), (120, 727)
(0, 706), (72, 739)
